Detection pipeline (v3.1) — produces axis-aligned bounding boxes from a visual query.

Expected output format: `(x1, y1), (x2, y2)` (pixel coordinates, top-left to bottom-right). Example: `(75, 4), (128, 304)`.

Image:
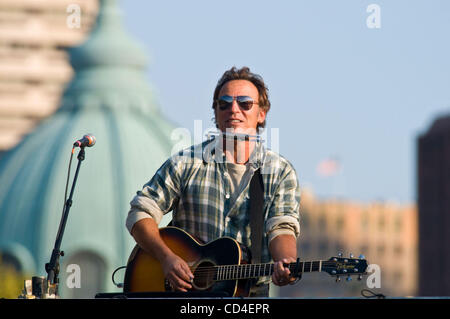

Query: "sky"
(118, 0), (450, 204)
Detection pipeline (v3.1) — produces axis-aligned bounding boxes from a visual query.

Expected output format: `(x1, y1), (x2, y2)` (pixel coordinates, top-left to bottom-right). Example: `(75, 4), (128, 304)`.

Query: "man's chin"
(222, 127), (258, 135)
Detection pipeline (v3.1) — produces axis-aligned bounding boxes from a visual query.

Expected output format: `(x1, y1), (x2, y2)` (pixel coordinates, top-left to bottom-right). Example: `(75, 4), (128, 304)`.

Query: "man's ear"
(258, 109), (266, 124)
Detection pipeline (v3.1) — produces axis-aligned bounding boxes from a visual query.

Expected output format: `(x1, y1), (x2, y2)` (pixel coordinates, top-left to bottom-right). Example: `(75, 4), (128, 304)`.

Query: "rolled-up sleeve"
(265, 163), (301, 243)
(126, 157), (181, 234)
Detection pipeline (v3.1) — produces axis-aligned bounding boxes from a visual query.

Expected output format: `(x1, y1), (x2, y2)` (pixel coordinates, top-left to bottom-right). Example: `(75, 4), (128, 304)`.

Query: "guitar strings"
(188, 262), (364, 280)
(190, 261), (342, 272)
(188, 261), (348, 280)
(190, 261), (347, 273)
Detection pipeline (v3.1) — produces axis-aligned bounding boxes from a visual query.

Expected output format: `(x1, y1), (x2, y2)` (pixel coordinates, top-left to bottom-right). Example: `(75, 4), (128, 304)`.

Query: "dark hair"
(212, 66), (271, 132)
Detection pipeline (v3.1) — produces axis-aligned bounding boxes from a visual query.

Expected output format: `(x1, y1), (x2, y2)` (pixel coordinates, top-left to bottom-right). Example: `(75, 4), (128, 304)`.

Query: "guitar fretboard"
(213, 260), (324, 281)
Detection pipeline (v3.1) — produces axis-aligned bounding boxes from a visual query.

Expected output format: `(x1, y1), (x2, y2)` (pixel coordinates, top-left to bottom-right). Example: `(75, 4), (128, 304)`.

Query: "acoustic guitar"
(123, 226), (368, 297)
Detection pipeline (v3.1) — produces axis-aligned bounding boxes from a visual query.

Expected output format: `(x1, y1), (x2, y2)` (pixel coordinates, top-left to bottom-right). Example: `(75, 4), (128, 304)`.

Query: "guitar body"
(123, 227), (370, 296)
(123, 227), (253, 297)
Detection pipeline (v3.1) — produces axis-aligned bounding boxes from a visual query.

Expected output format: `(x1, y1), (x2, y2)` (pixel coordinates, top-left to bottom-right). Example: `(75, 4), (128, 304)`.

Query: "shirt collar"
(202, 135), (265, 168)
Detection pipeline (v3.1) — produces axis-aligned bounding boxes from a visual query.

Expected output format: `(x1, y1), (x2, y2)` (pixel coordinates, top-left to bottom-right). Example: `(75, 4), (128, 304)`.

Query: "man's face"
(215, 80), (266, 135)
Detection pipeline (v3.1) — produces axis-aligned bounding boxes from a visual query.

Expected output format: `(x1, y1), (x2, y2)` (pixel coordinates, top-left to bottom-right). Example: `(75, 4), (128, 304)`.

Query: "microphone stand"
(45, 147), (86, 294)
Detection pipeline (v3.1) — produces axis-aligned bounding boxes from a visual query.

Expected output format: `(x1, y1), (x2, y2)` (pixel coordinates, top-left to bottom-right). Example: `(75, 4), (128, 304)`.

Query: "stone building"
(0, 0), (98, 156)
(0, 0), (178, 298)
(275, 189), (418, 297)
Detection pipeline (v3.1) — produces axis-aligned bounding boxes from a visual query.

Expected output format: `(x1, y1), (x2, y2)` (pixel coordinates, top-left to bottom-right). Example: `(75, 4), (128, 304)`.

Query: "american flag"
(316, 158), (341, 177)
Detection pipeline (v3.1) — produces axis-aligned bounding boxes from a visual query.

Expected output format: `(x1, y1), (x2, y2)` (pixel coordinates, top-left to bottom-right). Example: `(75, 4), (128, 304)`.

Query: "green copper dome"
(70, 0), (148, 70)
(0, 0), (179, 298)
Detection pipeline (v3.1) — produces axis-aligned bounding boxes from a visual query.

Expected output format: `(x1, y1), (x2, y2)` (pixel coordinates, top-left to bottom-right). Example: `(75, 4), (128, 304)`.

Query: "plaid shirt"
(127, 137), (301, 263)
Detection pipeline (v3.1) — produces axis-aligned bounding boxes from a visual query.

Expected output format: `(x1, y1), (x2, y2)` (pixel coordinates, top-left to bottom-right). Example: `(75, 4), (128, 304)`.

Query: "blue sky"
(118, 0), (450, 204)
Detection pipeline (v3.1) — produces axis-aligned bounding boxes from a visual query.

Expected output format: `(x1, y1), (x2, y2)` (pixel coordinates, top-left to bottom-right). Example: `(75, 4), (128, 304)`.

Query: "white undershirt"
(225, 162), (248, 196)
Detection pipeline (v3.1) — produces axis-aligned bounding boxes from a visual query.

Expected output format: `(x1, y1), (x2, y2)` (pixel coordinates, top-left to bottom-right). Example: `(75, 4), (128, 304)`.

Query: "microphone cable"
(361, 289), (386, 299)
(112, 266), (127, 288)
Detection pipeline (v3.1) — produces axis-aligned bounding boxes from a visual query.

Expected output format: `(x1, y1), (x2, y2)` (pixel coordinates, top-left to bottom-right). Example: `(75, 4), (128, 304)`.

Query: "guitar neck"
(215, 260), (324, 281)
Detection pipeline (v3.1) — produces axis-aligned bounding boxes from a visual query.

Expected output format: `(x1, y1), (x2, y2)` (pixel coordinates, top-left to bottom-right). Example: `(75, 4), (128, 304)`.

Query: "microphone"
(73, 134), (96, 148)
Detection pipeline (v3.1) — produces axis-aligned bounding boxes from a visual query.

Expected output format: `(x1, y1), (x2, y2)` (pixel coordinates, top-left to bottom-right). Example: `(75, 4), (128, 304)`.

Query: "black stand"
(45, 147), (86, 290)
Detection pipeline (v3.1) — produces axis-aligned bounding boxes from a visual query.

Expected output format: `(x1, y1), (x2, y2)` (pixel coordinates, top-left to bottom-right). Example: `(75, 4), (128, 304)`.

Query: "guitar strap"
(249, 168), (264, 264)
(168, 167), (265, 265)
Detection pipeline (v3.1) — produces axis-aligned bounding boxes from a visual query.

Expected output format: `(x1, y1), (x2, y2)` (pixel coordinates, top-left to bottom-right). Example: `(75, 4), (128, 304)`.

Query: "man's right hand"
(131, 218), (195, 292)
(161, 252), (194, 292)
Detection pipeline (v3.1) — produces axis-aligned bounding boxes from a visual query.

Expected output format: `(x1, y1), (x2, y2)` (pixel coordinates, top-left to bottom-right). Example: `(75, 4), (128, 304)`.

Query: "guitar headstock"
(322, 253), (368, 282)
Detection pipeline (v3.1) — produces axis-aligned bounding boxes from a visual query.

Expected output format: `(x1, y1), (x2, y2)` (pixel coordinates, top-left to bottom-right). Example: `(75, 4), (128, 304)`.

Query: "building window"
(378, 215), (385, 231)
(394, 215), (403, 233)
(361, 211), (369, 230)
(377, 245), (386, 257)
(318, 241), (328, 255)
(318, 214), (326, 232)
(393, 245), (404, 256)
(393, 270), (403, 285)
(336, 215), (345, 231)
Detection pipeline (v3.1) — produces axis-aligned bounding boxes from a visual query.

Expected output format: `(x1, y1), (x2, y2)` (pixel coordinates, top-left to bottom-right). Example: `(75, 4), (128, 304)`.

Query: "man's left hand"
(272, 258), (297, 286)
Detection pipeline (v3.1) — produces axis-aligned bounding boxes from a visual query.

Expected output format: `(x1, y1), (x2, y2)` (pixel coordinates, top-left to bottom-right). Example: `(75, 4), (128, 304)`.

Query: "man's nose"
(230, 99), (240, 112)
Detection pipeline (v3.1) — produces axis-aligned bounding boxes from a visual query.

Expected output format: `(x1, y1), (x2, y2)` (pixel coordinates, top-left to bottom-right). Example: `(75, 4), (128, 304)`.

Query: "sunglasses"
(217, 95), (258, 111)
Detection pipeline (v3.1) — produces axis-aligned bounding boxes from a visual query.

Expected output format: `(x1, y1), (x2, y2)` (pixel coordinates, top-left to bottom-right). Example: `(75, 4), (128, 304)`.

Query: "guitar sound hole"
(192, 261), (215, 290)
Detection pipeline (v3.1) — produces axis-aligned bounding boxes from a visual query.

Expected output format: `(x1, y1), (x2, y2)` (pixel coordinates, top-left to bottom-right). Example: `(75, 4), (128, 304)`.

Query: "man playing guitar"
(126, 66), (301, 297)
